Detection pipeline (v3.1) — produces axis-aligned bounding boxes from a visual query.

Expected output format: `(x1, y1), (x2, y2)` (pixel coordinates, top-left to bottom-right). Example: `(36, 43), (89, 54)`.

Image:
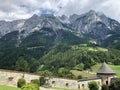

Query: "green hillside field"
(92, 63), (120, 77)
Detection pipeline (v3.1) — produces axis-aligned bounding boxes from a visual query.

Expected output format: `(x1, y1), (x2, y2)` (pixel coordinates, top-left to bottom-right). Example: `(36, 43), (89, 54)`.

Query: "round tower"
(97, 62), (116, 85)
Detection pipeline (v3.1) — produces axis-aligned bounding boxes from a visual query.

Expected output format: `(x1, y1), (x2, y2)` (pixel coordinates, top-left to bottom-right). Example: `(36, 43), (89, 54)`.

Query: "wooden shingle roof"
(97, 62), (116, 75)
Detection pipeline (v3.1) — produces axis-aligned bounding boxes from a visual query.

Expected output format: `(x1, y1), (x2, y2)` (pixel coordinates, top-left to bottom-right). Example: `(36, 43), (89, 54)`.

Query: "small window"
(8, 77), (14, 81)
(52, 81), (55, 84)
(82, 84), (84, 88)
(66, 83), (69, 87)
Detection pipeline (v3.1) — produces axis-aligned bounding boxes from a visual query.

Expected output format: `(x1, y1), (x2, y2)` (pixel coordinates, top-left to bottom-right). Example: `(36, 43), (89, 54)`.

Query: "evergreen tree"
(15, 57), (29, 72)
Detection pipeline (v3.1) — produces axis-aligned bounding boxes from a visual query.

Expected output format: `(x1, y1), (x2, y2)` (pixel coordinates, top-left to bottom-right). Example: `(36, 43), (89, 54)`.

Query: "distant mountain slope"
(39, 44), (120, 72)
(102, 33), (120, 49)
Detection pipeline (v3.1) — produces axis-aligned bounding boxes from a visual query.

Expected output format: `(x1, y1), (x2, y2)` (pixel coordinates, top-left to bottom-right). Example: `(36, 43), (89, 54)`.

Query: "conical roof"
(97, 62), (116, 75)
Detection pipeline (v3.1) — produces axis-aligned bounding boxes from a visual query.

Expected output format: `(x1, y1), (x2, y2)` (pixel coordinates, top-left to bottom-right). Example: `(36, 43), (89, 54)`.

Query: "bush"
(88, 81), (99, 90)
(39, 76), (46, 86)
(102, 84), (109, 90)
(21, 83), (39, 90)
(73, 63), (84, 71)
(31, 79), (40, 86)
(17, 78), (26, 88)
(110, 78), (120, 90)
(77, 75), (82, 79)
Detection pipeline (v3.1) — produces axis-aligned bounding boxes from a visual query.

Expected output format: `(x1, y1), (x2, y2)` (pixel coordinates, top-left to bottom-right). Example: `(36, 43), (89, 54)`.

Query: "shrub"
(73, 63), (84, 71)
(110, 78), (120, 90)
(39, 76), (46, 86)
(77, 75), (82, 79)
(21, 83), (39, 90)
(102, 84), (109, 90)
(88, 81), (99, 90)
(31, 79), (40, 86)
(17, 78), (26, 88)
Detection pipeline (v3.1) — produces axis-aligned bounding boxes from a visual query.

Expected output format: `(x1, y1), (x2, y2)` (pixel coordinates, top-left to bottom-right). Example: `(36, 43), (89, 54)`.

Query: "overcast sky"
(0, 0), (120, 21)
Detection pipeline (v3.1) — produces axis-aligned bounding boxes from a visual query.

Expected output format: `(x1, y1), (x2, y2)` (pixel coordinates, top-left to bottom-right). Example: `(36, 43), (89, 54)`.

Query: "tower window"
(78, 84), (80, 89)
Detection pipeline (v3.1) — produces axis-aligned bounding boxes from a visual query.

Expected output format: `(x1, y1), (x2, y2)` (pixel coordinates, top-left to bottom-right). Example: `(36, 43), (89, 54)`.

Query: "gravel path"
(40, 87), (56, 90)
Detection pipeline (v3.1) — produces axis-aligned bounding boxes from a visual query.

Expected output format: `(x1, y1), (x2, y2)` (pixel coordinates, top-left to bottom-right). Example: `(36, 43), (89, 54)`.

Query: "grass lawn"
(0, 85), (21, 90)
(92, 63), (120, 77)
(41, 87), (79, 90)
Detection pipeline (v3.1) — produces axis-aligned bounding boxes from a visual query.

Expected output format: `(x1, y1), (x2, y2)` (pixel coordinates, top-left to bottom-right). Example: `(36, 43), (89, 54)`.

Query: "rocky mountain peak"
(0, 10), (120, 44)
(58, 15), (69, 23)
(30, 14), (40, 19)
(86, 10), (97, 16)
(40, 14), (55, 19)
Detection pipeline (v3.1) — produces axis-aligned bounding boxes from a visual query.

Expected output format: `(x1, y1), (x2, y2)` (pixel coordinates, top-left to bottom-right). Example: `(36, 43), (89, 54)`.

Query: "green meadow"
(0, 85), (21, 90)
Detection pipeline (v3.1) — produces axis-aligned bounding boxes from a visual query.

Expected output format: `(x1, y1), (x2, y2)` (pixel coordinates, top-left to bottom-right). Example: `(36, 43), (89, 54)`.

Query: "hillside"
(37, 44), (120, 78)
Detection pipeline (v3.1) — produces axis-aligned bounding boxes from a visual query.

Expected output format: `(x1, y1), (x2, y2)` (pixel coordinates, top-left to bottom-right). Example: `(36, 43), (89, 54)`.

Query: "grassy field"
(71, 70), (96, 78)
(71, 63), (120, 78)
(72, 44), (108, 52)
(92, 63), (120, 77)
(0, 85), (21, 90)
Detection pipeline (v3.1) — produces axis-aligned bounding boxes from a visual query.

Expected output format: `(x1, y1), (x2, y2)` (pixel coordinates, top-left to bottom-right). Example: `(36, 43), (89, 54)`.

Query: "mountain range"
(0, 10), (120, 71)
(0, 10), (120, 49)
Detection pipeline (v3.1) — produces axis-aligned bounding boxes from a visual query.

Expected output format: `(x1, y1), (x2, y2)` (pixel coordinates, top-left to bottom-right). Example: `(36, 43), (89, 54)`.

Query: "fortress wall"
(0, 69), (102, 90)
(48, 78), (102, 90)
(78, 79), (102, 90)
(48, 78), (78, 89)
(0, 69), (40, 87)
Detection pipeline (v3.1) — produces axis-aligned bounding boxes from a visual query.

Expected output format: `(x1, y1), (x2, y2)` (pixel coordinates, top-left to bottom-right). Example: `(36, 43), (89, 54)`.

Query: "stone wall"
(78, 78), (102, 90)
(48, 78), (102, 90)
(0, 69), (40, 87)
(48, 78), (78, 89)
(0, 69), (103, 90)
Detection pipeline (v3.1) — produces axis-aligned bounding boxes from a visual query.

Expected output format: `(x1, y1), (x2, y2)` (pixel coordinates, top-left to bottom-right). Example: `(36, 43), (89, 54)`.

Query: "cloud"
(0, 0), (120, 21)
(57, 0), (120, 21)
(0, 0), (62, 21)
